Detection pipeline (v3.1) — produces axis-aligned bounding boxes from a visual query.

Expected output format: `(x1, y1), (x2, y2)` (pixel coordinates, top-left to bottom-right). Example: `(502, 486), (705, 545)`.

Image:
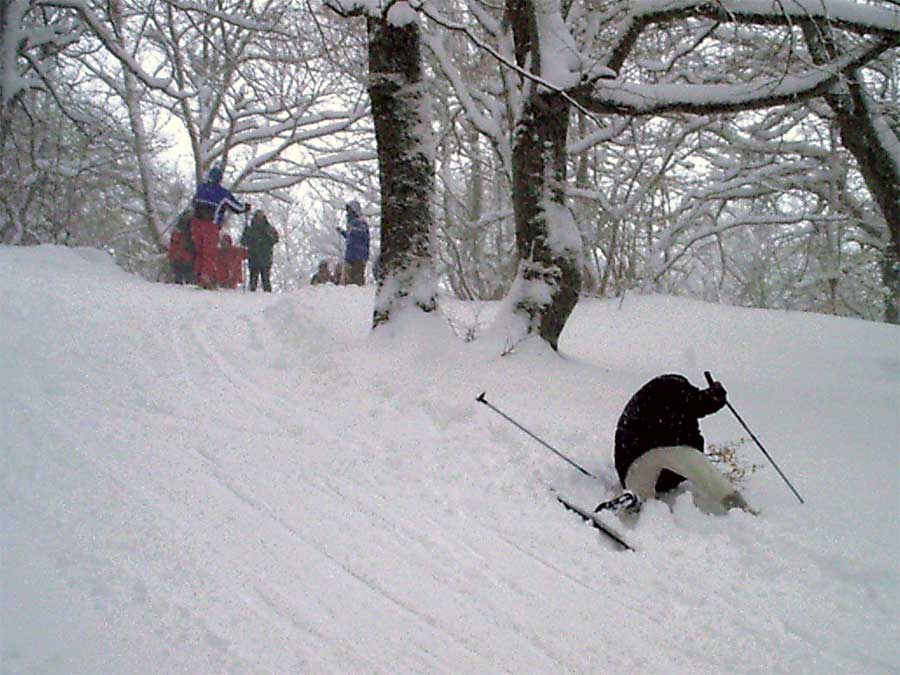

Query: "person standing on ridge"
(216, 233), (246, 289)
(240, 209), (280, 292)
(191, 165), (250, 288)
(336, 200), (369, 286)
(310, 260), (333, 285)
(167, 209), (195, 284)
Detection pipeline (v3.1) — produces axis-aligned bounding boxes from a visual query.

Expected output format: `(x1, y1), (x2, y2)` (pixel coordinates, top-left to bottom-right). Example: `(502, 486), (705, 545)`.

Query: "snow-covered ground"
(1, 245), (897, 674)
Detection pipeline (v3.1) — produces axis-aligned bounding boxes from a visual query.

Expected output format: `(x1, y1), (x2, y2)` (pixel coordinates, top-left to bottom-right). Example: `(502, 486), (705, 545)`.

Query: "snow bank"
(1, 245), (897, 674)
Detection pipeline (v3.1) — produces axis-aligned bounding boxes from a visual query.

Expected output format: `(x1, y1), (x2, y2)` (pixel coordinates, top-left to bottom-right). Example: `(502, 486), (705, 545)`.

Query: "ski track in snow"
(1, 246), (898, 674)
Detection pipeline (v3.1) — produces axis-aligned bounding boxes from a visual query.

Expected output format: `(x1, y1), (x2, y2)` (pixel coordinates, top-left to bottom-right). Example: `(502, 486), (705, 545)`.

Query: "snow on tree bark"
(366, 13), (438, 328)
(509, 88), (582, 350)
(503, 0), (582, 351)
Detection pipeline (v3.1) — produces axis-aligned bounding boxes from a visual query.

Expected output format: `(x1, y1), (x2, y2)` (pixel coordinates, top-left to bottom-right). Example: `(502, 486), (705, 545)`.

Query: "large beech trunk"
(367, 16), (437, 328)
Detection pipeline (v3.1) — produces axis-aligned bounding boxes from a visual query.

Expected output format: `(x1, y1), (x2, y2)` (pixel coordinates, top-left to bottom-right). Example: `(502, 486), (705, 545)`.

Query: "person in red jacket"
(216, 234), (247, 289)
(167, 210), (195, 284)
(191, 166), (250, 288)
(228, 237), (247, 289)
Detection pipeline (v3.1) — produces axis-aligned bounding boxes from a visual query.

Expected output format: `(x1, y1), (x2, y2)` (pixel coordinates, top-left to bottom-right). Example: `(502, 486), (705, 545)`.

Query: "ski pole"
(704, 371), (804, 504)
(476, 392), (597, 479)
(242, 209), (250, 292)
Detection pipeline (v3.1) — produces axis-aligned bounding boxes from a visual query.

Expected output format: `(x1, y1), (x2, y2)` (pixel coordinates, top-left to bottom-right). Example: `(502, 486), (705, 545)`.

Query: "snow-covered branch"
(632, 1), (900, 36)
(606, 0), (899, 73)
(1, 0), (81, 107)
(579, 36), (897, 115)
(36, 0), (192, 99)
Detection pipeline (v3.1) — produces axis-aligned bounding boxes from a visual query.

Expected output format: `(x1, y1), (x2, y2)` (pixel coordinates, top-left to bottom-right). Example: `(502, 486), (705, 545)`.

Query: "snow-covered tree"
(327, 0), (438, 328)
(5, 0), (897, 330)
(0, 1), (81, 117)
(499, 0), (583, 351)
(14, 1), (377, 259)
(0, 3), (145, 248)
(801, 18), (899, 322)
(421, 0), (899, 339)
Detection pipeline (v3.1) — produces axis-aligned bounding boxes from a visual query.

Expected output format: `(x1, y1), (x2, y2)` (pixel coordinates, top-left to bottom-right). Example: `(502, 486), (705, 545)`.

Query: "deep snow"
(1, 245), (897, 674)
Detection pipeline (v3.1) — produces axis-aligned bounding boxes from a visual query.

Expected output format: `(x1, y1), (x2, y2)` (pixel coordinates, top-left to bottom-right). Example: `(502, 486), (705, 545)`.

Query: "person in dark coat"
(191, 165), (250, 288)
(615, 374), (727, 492)
(602, 373), (750, 514)
(168, 230), (194, 284)
(310, 260), (333, 285)
(240, 210), (279, 292)
(336, 200), (370, 286)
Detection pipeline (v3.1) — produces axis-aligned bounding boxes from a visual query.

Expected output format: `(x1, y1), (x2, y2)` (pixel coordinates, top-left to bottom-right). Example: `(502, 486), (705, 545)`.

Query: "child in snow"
(216, 234), (246, 289)
(601, 373), (751, 514)
(310, 260), (333, 285)
(167, 211), (195, 284)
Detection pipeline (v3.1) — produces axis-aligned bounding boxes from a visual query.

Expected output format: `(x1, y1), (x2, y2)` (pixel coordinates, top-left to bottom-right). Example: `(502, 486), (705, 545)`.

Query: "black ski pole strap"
(704, 371), (804, 504)
(476, 393), (596, 479)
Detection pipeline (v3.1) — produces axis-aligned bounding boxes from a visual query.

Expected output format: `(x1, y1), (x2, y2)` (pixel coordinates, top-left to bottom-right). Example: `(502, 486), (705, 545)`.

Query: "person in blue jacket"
(190, 165), (251, 287)
(193, 165), (250, 225)
(336, 200), (370, 285)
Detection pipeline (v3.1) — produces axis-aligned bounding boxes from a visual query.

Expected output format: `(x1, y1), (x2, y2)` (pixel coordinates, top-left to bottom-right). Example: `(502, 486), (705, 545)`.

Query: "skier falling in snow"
(598, 374), (752, 515)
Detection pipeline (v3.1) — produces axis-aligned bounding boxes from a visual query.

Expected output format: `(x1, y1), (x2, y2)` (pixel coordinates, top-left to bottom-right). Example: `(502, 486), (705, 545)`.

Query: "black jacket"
(614, 374), (726, 492)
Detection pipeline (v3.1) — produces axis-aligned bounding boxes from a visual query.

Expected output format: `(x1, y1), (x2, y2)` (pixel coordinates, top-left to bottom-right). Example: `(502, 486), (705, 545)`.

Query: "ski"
(556, 495), (634, 552)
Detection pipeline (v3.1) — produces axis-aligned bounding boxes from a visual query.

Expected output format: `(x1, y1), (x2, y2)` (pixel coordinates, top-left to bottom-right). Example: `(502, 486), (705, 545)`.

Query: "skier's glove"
(708, 381), (727, 404)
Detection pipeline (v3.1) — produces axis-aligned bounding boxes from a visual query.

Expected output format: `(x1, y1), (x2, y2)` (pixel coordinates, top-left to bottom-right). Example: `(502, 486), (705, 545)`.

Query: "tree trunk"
(802, 22), (900, 323)
(467, 126), (483, 223)
(123, 70), (166, 252)
(510, 89), (581, 349)
(367, 16), (437, 328)
(505, 0), (582, 350)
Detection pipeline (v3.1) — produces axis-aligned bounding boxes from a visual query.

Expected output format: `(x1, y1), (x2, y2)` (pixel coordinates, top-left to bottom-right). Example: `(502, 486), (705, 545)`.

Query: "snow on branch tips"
(629, 0), (900, 37)
(532, 0), (582, 89)
(36, 0), (192, 99)
(1, 0), (81, 106)
(324, 0), (420, 24)
(582, 34), (898, 116)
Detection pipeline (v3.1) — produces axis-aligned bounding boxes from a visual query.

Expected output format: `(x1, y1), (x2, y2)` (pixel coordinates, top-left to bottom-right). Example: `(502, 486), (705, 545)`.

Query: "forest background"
(2, 0), (898, 327)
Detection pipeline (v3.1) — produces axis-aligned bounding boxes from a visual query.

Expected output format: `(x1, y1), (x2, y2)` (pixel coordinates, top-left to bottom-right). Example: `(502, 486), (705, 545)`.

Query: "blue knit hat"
(207, 165), (224, 184)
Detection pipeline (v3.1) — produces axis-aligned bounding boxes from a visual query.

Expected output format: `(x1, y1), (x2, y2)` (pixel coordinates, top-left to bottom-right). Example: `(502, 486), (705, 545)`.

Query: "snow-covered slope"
(2, 245), (897, 674)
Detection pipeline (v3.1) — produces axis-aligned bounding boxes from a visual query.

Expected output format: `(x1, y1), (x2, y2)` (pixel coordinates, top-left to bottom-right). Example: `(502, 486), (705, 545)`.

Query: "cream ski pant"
(624, 446), (751, 514)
